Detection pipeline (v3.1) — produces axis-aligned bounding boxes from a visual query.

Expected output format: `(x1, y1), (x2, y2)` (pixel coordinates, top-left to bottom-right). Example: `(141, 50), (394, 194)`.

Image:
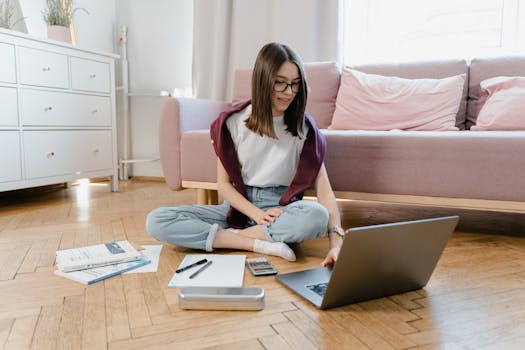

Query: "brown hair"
(245, 42), (308, 139)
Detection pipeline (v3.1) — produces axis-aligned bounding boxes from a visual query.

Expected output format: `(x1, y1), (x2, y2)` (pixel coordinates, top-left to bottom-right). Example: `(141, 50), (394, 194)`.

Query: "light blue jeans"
(146, 186), (329, 252)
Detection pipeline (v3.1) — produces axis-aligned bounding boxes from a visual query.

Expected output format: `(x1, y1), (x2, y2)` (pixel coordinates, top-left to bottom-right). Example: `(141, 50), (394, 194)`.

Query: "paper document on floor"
(123, 245), (162, 274)
(168, 254), (246, 288)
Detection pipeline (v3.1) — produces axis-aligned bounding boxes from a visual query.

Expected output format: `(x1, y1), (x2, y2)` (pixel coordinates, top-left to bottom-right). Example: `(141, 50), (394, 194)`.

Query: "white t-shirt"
(225, 105), (307, 187)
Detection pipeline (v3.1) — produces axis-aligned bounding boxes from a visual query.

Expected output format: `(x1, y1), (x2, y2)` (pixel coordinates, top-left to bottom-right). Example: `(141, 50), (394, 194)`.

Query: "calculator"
(246, 257), (278, 276)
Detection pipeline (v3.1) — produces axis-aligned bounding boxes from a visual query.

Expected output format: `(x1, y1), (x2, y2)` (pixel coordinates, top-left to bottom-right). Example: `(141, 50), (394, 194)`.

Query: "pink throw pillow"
(470, 76), (525, 131)
(232, 69), (252, 104)
(328, 68), (465, 131)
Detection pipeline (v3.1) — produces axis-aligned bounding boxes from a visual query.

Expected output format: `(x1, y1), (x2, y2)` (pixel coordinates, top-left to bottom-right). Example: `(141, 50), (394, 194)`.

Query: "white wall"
(17, 0), (117, 53)
(17, 0), (46, 37)
(115, 0), (193, 177)
(231, 0), (340, 69)
(74, 0), (117, 54)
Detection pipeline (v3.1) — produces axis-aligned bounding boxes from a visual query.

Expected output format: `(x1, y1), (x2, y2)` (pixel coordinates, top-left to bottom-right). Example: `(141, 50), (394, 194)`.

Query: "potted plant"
(42, 0), (87, 43)
(0, 0), (24, 30)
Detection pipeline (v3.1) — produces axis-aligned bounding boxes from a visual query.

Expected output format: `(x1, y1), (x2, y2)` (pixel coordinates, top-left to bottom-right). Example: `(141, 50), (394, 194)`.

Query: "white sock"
(253, 239), (296, 262)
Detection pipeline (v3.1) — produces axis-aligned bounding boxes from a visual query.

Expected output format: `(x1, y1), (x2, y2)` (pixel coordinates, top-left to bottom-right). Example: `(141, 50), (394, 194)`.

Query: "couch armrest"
(159, 97), (230, 190)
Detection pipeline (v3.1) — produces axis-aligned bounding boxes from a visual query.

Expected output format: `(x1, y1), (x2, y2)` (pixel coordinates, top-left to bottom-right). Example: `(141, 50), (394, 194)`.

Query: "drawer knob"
(42, 66), (51, 72)
(94, 148), (100, 154)
(47, 151), (55, 158)
(91, 108), (98, 114)
(44, 106), (53, 112)
(90, 73), (97, 78)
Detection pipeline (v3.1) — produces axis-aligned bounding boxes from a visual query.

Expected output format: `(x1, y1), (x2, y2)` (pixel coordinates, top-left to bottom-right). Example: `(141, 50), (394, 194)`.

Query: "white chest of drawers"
(0, 29), (118, 192)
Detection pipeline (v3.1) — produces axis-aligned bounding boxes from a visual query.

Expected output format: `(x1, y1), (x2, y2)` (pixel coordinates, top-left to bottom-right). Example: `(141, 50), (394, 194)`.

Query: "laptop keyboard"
(306, 282), (328, 296)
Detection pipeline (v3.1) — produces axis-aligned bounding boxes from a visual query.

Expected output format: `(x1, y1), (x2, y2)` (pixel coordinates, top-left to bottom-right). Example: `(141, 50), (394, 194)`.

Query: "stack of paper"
(56, 240), (143, 272)
(54, 240), (157, 285)
(168, 254), (246, 288)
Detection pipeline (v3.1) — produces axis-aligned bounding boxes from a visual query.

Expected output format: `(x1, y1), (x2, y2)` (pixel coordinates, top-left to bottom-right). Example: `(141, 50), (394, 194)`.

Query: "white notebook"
(54, 258), (150, 285)
(168, 254), (246, 288)
(55, 240), (142, 272)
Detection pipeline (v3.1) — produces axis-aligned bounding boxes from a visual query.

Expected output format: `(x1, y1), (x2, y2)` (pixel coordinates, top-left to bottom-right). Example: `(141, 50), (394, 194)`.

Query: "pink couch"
(159, 57), (525, 212)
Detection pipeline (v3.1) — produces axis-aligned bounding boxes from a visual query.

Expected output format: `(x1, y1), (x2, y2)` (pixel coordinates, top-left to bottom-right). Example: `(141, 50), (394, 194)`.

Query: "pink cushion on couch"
(352, 59), (468, 129)
(467, 56), (525, 129)
(232, 62), (340, 129)
(304, 62), (340, 128)
(328, 68), (465, 131)
(232, 69), (252, 103)
(470, 76), (525, 131)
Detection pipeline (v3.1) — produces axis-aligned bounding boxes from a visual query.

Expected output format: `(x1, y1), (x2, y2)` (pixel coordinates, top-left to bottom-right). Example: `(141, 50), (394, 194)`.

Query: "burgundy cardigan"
(210, 100), (327, 228)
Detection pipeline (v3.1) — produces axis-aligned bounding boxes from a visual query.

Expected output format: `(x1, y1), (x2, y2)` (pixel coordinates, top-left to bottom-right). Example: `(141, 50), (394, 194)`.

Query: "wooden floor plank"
(324, 306), (397, 350)
(0, 318), (14, 349)
(122, 273), (152, 329)
(56, 294), (85, 350)
(200, 338), (265, 350)
(3, 315), (38, 350)
(1, 213), (26, 232)
(345, 303), (417, 348)
(82, 282), (107, 350)
(387, 291), (425, 311)
(479, 333), (525, 350)
(30, 303), (63, 350)
(57, 230), (76, 251)
(38, 236), (61, 269)
(139, 272), (170, 318)
(111, 219), (128, 242)
(17, 240), (47, 274)
(258, 333), (295, 350)
(110, 314), (283, 350)
(0, 243), (30, 281)
(284, 308), (368, 349)
(105, 276), (131, 342)
(270, 321), (319, 350)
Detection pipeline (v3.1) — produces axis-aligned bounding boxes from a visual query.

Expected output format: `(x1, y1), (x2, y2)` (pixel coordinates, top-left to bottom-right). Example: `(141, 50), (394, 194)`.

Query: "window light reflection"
(74, 178), (90, 221)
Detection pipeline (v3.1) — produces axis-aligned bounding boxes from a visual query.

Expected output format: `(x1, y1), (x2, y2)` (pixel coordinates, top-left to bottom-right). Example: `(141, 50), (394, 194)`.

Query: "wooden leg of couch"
(197, 189), (219, 205)
(197, 189), (207, 204)
(208, 190), (218, 205)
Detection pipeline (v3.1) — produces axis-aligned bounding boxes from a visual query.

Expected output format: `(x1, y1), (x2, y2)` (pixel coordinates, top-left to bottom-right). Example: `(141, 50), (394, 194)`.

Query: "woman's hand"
(321, 246), (341, 267)
(253, 208), (284, 227)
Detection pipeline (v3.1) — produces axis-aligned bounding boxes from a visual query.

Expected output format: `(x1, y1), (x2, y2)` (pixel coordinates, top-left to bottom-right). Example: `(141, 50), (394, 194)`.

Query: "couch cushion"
(232, 62), (340, 129)
(350, 59), (469, 130)
(467, 56), (525, 129)
(232, 69), (252, 103)
(328, 68), (465, 131)
(181, 128), (525, 202)
(322, 130), (525, 202)
(471, 76), (525, 131)
(181, 130), (217, 183)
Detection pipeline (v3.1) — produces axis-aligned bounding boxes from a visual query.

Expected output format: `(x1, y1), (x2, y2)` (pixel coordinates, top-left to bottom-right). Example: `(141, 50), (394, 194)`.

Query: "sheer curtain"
(193, 0), (341, 101)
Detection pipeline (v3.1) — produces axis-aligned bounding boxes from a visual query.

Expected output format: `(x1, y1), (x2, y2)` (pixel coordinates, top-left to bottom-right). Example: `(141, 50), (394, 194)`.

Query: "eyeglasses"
(273, 80), (301, 93)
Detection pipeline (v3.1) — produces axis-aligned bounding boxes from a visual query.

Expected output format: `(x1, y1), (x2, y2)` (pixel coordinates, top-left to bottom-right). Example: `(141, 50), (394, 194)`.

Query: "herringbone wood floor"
(1, 180), (525, 350)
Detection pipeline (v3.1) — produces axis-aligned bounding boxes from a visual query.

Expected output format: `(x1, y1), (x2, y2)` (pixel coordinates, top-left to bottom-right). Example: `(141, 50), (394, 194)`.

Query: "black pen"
(189, 260), (213, 279)
(175, 258), (207, 273)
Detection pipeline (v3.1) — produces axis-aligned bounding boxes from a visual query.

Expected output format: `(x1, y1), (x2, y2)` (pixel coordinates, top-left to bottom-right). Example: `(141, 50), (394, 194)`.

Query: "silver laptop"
(276, 216), (459, 309)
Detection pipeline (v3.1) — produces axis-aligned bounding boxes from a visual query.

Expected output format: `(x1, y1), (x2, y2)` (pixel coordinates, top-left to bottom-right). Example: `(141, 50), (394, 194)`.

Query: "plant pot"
(47, 25), (72, 43)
